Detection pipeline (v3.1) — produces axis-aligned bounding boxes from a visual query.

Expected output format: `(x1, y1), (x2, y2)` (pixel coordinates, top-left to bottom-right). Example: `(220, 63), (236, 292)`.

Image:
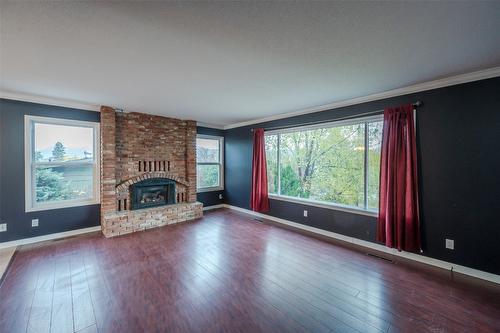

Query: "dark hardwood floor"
(1, 208), (499, 333)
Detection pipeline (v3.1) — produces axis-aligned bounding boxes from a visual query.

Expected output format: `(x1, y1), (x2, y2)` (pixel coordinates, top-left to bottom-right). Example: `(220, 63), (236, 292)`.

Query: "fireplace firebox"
(130, 178), (176, 210)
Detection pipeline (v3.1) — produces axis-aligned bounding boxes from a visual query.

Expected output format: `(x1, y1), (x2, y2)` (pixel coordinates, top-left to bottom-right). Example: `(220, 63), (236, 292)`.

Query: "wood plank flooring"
(1, 208), (499, 333)
(0, 246), (16, 281)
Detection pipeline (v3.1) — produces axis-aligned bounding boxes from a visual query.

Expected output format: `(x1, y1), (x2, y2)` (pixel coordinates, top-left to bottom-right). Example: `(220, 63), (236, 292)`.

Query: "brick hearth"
(100, 106), (202, 237)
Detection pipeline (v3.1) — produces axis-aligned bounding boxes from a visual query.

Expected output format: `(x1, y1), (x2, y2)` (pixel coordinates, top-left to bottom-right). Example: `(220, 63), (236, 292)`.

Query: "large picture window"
(265, 115), (383, 214)
(24, 116), (100, 212)
(196, 135), (224, 192)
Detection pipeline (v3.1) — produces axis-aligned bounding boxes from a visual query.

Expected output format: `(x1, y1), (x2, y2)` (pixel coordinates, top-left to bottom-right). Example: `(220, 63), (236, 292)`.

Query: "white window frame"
(196, 134), (224, 193)
(24, 115), (101, 212)
(265, 114), (383, 217)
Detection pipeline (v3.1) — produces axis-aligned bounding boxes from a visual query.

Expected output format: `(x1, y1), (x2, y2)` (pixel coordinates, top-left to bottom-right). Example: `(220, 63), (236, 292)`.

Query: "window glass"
(35, 165), (94, 203)
(26, 117), (99, 211)
(367, 121), (383, 210)
(196, 138), (220, 163)
(265, 117), (382, 212)
(197, 164), (220, 188)
(279, 124), (365, 207)
(265, 134), (278, 194)
(34, 123), (94, 162)
(196, 136), (224, 191)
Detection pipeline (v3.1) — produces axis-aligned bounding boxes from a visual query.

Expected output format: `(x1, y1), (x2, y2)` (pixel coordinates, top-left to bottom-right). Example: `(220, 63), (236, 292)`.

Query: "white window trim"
(266, 114), (383, 215)
(196, 134), (224, 193)
(24, 115), (101, 212)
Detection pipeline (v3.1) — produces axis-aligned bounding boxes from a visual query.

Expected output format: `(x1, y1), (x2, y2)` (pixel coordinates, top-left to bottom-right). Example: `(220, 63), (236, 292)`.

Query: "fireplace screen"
(130, 178), (176, 210)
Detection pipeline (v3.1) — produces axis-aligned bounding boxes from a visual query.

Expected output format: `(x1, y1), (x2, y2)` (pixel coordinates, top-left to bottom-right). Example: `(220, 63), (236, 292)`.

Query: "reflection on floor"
(0, 208), (499, 332)
(0, 246), (16, 281)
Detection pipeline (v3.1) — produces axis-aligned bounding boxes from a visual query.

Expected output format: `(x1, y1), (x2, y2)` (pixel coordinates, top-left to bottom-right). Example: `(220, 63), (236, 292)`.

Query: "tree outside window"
(265, 116), (383, 212)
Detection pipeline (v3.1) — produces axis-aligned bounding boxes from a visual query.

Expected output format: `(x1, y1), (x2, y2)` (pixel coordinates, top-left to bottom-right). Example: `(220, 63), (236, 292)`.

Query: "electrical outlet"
(0, 223), (6, 232)
(218, 194), (223, 200)
(32, 219), (39, 227)
(303, 210), (308, 217)
(445, 238), (454, 250)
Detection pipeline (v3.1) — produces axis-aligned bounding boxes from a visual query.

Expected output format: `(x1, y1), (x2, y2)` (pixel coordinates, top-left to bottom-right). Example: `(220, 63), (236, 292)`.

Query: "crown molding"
(2, 66), (499, 127)
(223, 66), (500, 130)
(0, 91), (101, 112)
(196, 122), (225, 130)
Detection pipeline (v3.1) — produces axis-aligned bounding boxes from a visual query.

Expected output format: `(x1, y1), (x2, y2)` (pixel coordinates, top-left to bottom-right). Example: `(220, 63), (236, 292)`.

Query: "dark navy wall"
(0, 99), (101, 243)
(2, 78), (499, 276)
(0, 104), (224, 243)
(196, 126), (225, 207)
(225, 77), (500, 275)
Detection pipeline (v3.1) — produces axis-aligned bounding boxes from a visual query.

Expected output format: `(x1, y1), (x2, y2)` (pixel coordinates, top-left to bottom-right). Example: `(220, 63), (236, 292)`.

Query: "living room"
(0, 2), (499, 332)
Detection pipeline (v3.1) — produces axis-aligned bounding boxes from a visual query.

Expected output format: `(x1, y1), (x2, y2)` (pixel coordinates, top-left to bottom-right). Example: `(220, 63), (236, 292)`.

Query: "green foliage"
(280, 164), (303, 197)
(197, 165), (220, 188)
(36, 168), (71, 202)
(265, 120), (382, 209)
(265, 135), (278, 193)
(52, 141), (66, 161)
(34, 142), (93, 203)
(34, 151), (44, 162)
(367, 122), (382, 209)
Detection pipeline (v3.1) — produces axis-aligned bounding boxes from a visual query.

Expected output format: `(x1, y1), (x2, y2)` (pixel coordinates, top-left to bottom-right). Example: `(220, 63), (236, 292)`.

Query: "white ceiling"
(1, 1), (499, 127)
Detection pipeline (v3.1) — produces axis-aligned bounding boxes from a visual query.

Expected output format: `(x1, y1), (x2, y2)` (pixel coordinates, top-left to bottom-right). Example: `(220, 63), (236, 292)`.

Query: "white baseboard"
(2, 206), (498, 285)
(203, 204), (225, 211)
(221, 204), (500, 285)
(0, 226), (101, 250)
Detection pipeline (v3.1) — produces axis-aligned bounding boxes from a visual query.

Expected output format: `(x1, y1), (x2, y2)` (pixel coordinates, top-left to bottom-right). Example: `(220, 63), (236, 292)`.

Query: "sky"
(35, 123), (93, 159)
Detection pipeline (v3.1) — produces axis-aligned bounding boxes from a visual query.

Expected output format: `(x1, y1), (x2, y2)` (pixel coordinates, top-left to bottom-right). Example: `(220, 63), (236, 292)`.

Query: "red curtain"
(250, 128), (270, 212)
(377, 104), (421, 252)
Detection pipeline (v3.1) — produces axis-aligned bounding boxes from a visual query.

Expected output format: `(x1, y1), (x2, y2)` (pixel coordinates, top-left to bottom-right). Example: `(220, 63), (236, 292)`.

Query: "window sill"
(268, 194), (378, 217)
(197, 187), (224, 193)
(26, 199), (100, 213)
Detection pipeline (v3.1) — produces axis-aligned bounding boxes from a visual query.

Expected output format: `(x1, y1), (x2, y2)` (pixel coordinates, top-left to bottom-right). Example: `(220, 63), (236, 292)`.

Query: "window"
(265, 115), (383, 215)
(196, 135), (224, 192)
(24, 116), (100, 212)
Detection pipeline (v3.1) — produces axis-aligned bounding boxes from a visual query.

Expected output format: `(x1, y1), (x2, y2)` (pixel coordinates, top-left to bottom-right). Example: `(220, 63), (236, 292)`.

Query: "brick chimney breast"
(99, 107), (202, 238)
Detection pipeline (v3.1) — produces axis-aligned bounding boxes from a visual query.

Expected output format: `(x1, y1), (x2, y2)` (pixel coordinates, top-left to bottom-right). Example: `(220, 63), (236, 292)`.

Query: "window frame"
(265, 114), (383, 217)
(196, 134), (224, 193)
(24, 115), (101, 212)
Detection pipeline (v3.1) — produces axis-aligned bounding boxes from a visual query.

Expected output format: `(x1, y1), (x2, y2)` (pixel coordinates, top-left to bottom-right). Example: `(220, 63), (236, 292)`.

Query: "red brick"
(99, 107), (202, 237)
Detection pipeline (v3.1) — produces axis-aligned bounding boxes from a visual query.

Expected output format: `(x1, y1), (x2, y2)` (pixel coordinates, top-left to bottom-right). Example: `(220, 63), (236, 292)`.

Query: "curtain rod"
(252, 100), (423, 132)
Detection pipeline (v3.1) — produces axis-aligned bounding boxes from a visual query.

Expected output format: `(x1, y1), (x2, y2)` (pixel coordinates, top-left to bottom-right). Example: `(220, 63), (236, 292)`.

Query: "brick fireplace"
(100, 106), (202, 237)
